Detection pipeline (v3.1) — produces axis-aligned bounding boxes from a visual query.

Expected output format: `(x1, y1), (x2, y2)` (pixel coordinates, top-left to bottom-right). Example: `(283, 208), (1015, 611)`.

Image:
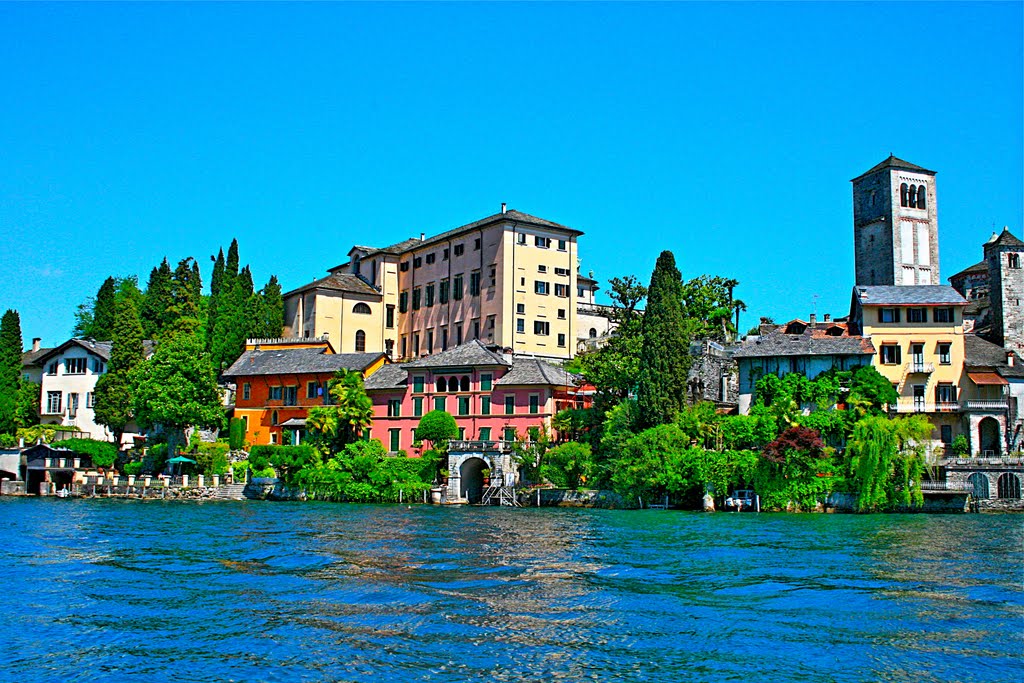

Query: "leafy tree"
(167, 257), (203, 334)
(132, 328), (224, 457)
(847, 365), (899, 416)
(579, 275), (647, 413)
(253, 275), (284, 339)
(72, 297), (95, 338)
(681, 275), (745, 341)
(226, 238), (240, 280)
(0, 310), (23, 435)
(17, 381), (40, 429)
(141, 258), (175, 339)
(209, 272), (253, 372)
(542, 441), (594, 489)
(612, 423), (690, 503)
(414, 410), (458, 450)
(59, 437), (118, 469)
(250, 444), (316, 484)
(755, 426), (835, 510)
(116, 276), (145, 320)
(93, 296), (146, 447)
(294, 439), (436, 502)
(90, 277), (118, 341)
(845, 415), (928, 512)
(306, 369), (374, 455)
(637, 251), (690, 428)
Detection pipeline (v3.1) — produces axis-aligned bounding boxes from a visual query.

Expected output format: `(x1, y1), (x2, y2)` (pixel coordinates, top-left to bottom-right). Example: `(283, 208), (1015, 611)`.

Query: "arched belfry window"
(908, 185), (918, 209)
(436, 378), (446, 392)
(916, 184), (926, 210)
(353, 303), (372, 315)
(900, 183), (909, 207)
(460, 376), (470, 392)
(355, 330), (366, 352)
(1009, 253), (1021, 269)
(447, 377), (459, 393)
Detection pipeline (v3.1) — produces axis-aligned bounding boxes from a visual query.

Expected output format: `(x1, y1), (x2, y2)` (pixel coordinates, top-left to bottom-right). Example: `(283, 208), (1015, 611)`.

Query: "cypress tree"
(254, 275), (284, 339)
(168, 257), (202, 334)
(636, 251), (691, 429)
(93, 297), (146, 447)
(142, 258), (174, 339)
(210, 267), (254, 373)
(0, 310), (23, 436)
(90, 277), (118, 341)
(206, 248), (226, 351)
(226, 238), (240, 280)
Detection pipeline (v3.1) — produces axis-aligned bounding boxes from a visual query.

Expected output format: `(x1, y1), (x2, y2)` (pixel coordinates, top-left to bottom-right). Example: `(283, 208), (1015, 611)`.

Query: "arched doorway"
(979, 417), (1001, 456)
(460, 457), (488, 504)
(967, 472), (990, 500)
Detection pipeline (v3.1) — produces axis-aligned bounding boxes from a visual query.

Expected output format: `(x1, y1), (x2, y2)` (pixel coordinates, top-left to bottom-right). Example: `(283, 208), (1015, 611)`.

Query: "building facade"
(852, 156), (940, 286)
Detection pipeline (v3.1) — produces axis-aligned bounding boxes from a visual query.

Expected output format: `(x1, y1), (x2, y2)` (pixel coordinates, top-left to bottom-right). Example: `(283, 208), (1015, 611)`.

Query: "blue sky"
(1, 2), (1021, 346)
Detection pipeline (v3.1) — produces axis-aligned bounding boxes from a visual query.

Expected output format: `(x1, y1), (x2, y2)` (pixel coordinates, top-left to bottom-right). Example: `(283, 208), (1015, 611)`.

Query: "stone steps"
(213, 483), (248, 501)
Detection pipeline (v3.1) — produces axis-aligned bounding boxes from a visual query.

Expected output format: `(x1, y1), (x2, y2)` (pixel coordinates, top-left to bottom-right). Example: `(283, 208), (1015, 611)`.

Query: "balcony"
(962, 399), (1008, 411)
(904, 361), (935, 374)
(449, 440), (519, 454)
(889, 399), (959, 414)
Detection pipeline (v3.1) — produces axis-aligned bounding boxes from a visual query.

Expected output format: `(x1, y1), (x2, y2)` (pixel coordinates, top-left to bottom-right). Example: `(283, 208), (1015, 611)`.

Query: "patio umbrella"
(166, 455), (197, 475)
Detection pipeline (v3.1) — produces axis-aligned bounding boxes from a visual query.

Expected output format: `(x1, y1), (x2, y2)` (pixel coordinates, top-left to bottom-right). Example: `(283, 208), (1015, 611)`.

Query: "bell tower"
(984, 227), (1024, 351)
(852, 155), (939, 286)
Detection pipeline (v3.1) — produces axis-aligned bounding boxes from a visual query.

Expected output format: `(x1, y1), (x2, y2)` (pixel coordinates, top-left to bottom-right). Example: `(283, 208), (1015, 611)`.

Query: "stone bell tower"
(852, 155), (940, 286)
(984, 227), (1024, 352)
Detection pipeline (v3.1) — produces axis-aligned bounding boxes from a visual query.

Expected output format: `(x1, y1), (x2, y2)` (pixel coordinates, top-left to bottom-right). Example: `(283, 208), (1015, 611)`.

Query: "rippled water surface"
(1, 499), (1022, 683)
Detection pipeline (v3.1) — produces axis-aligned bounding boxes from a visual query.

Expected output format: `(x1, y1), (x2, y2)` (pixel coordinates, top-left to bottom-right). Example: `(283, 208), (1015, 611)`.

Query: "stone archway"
(979, 417), (1001, 456)
(459, 457), (488, 504)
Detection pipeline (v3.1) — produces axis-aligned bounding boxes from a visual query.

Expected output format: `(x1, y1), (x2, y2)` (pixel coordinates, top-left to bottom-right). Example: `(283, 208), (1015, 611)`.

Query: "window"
(389, 429), (401, 452)
(505, 395), (515, 414)
(535, 236), (550, 248)
(480, 396), (491, 415)
(425, 283), (435, 307)
(907, 307), (927, 323)
(936, 383), (956, 404)
(557, 333), (566, 347)
(940, 425), (952, 444)
(387, 399), (402, 417)
(456, 325), (463, 345)
(469, 271), (481, 296)
(534, 281), (549, 295)
(503, 426), (517, 442)
(517, 233), (526, 245)
(516, 303), (525, 314)
(589, 328), (598, 338)
(1010, 253), (1021, 269)
(454, 243), (464, 257)
(448, 377), (458, 392)
(413, 256), (422, 269)
(386, 305), (395, 328)
(426, 329), (434, 353)
(934, 307), (954, 323)
(908, 185), (918, 208)
(442, 328), (448, 351)
(436, 377), (446, 392)
(938, 343), (951, 365)
(489, 266), (496, 287)
(91, 358), (105, 373)
(458, 396), (470, 416)
(243, 383), (251, 400)
(460, 376), (470, 392)
(557, 309), (566, 320)
(426, 253), (436, 265)
(46, 391), (61, 414)
(473, 319), (480, 339)
(534, 321), (550, 335)
(412, 288), (421, 310)
(554, 284), (569, 298)
(916, 185), (927, 210)
(538, 265), (548, 273)
(458, 427), (466, 440)
(557, 239), (566, 251)
(878, 308), (900, 323)
(65, 358), (86, 375)
(517, 318), (525, 334)
(401, 336), (407, 358)
(440, 279), (450, 304)
(443, 248), (449, 261)
(353, 302), (372, 315)
(453, 274), (463, 300)
(413, 397), (423, 417)
(85, 392), (94, 408)
(355, 330), (366, 352)
(997, 473), (1021, 500)
(283, 386), (298, 406)
(400, 261), (410, 272)
(880, 344), (901, 365)
(413, 376), (424, 393)
(474, 238), (481, 251)
(46, 362), (58, 376)
(578, 286), (585, 298)
(271, 410), (279, 426)
(900, 183), (909, 207)
(323, 382), (335, 405)
(554, 267), (570, 276)
(479, 427), (491, 441)
(307, 381), (318, 399)
(433, 396), (445, 412)
(529, 395), (539, 414)
(399, 292), (409, 313)
(270, 431), (278, 445)
(481, 374), (492, 390)
(269, 386), (283, 401)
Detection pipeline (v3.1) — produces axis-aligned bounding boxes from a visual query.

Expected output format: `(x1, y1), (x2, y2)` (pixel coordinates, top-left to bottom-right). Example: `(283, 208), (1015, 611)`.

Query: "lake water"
(1, 498), (1021, 683)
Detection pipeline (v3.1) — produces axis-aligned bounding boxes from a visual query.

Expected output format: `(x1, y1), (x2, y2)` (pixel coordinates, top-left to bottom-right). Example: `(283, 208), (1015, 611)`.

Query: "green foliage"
(122, 461), (143, 476)
(249, 444), (317, 483)
(167, 257), (203, 336)
(228, 417), (247, 450)
(0, 310), (23, 435)
(637, 251), (691, 428)
(754, 426), (836, 510)
(294, 440), (436, 502)
(680, 275), (745, 341)
(93, 296), (146, 445)
(253, 275), (284, 340)
(511, 425), (551, 484)
(951, 434), (969, 456)
(414, 410), (458, 449)
(845, 415), (927, 512)
(543, 441), (595, 489)
(17, 424), (80, 444)
(190, 441), (230, 476)
(306, 370), (374, 454)
(231, 459), (250, 481)
(613, 424), (690, 502)
(0, 433), (16, 448)
(16, 381), (40, 430)
(90, 276), (118, 341)
(206, 248), (226, 352)
(578, 275), (647, 414)
(59, 438), (118, 468)
(847, 366), (898, 416)
(209, 265), (253, 373)
(141, 258), (175, 339)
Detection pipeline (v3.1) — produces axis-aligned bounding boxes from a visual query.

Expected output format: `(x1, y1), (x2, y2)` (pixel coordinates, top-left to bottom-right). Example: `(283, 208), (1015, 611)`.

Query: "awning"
(968, 372), (1008, 386)
(279, 418), (307, 428)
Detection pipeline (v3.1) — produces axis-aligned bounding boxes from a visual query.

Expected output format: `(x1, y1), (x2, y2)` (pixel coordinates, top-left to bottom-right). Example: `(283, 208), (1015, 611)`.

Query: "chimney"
(501, 202), (507, 214)
(823, 314), (831, 323)
(1008, 352), (1015, 367)
(420, 232), (425, 241)
(809, 313), (817, 326)
(32, 338), (40, 353)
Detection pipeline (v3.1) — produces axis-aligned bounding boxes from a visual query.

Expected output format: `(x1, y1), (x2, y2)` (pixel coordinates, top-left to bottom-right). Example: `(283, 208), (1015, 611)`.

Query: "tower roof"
(851, 155), (936, 182)
(983, 227), (1024, 250)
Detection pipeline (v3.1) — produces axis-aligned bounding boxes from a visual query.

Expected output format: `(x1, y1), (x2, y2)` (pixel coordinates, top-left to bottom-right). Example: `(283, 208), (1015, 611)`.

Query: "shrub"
(415, 411), (458, 449)
(0, 433), (16, 449)
(228, 417), (246, 451)
(543, 442), (594, 489)
(17, 424), (81, 444)
(192, 441), (229, 476)
(122, 461), (143, 475)
(951, 434), (969, 456)
(58, 438), (118, 469)
(249, 445), (317, 483)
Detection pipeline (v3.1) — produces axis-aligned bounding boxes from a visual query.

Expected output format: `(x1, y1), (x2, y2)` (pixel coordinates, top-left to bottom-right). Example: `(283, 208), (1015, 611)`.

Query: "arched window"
(997, 473), (1021, 499)
(448, 377), (459, 393)
(908, 185), (918, 208)
(355, 330), (366, 352)
(271, 410), (279, 426)
(1009, 253), (1021, 269)
(916, 184), (926, 210)
(968, 472), (989, 500)
(589, 328), (597, 338)
(353, 303), (372, 315)
(460, 376), (470, 392)
(900, 183), (909, 207)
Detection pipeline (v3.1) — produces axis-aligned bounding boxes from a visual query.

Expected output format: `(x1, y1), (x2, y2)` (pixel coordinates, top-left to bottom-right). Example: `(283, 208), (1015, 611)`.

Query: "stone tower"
(852, 155), (940, 286)
(984, 227), (1024, 351)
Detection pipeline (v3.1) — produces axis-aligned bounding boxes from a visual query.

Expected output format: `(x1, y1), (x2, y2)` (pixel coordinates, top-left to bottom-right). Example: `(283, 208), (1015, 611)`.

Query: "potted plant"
(481, 468), (491, 486)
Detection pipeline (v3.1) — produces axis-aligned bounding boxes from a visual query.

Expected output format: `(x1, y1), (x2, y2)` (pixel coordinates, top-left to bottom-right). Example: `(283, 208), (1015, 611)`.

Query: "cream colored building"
(283, 207), (586, 362)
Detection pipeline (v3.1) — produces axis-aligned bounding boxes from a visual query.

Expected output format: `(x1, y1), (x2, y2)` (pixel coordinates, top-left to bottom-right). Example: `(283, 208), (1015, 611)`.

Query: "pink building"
(364, 340), (589, 454)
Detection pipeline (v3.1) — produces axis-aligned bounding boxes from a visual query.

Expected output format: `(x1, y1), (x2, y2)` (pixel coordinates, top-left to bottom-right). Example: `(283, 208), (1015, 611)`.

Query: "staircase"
(213, 483), (248, 500)
(479, 469), (521, 507)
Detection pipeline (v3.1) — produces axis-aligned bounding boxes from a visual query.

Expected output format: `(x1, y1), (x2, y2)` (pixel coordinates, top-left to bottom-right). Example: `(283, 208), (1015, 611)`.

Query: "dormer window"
(784, 321), (807, 335)
(825, 326), (844, 336)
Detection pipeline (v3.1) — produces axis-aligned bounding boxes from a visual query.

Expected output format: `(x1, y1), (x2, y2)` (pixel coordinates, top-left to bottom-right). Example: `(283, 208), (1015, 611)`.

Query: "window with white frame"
(46, 391), (61, 414)
(534, 321), (550, 336)
(65, 358), (86, 374)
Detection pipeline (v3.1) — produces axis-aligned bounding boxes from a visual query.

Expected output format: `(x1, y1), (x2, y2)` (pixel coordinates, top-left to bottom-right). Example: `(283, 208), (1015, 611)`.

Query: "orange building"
(223, 337), (388, 446)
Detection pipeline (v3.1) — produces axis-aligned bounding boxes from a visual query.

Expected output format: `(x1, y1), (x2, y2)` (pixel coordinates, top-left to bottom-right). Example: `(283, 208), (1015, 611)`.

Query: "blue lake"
(1, 498), (1021, 683)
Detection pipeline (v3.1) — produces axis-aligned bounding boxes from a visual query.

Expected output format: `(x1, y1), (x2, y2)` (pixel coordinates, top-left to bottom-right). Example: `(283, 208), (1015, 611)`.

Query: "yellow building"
(283, 207), (584, 361)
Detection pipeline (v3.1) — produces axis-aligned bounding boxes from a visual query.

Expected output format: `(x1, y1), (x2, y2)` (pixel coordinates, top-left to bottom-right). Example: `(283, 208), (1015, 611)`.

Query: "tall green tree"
(93, 297), (146, 447)
(168, 257), (203, 334)
(90, 277), (118, 341)
(205, 248), (226, 351)
(0, 310), (23, 435)
(636, 251), (691, 428)
(253, 275), (284, 339)
(209, 268), (254, 373)
(132, 327), (223, 457)
(306, 370), (374, 455)
(225, 238), (240, 280)
(141, 258), (175, 339)
(579, 275), (647, 414)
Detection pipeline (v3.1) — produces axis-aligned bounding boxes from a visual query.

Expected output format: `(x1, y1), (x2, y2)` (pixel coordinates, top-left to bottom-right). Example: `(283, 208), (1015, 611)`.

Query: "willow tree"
(847, 415), (929, 512)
